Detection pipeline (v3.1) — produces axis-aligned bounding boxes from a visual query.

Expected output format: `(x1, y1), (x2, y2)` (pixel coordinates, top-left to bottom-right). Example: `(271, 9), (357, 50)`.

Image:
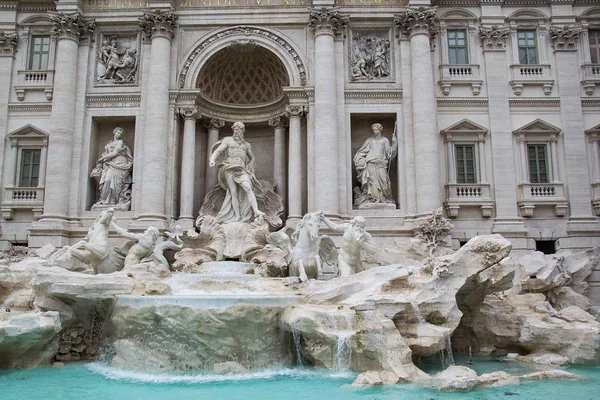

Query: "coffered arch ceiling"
(197, 43), (290, 106)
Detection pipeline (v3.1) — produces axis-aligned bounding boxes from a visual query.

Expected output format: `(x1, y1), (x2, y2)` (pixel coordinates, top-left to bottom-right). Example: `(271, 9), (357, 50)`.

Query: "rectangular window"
(448, 30), (468, 65)
(527, 144), (548, 183)
(19, 149), (41, 187)
(29, 36), (51, 70)
(590, 30), (600, 64)
(455, 144), (476, 184)
(518, 30), (538, 65)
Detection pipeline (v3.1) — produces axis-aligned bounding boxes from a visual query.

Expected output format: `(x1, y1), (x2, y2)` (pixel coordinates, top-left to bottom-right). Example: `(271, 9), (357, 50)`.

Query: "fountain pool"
(1, 357), (598, 400)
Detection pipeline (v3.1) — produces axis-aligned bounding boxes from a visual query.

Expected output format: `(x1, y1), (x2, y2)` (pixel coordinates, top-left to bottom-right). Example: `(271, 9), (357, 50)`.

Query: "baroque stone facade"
(0, 0), (599, 289)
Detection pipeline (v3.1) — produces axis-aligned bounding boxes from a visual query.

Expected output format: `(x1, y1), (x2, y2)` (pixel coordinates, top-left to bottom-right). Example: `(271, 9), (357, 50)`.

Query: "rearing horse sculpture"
(267, 211), (337, 282)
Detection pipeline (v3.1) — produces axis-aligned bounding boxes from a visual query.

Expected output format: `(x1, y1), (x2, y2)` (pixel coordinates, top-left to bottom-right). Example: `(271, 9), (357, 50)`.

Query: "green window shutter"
(527, 144), (548, 184)
(19, 149), (41, 187)
(448, 30), (468, 65)
(29, 36), (51, 70)
(455, 144), (477, 184)
(518, 30), (538, 65)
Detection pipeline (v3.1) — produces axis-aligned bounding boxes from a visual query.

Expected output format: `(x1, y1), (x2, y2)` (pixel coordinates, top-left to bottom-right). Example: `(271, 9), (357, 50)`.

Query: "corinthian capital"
(395, 7), (438, 38)
(203, 118), (225, 130)
(139, 9), (178, 41)
(550, 25), (581, 51)
(308, 7), (349, 37)
(0, 30), (18, 56)
(268, 117), (289, 129)
(285, 105), (308, 118)
(480, 26), (510, 51)
(49, 12), (95, 43)
(179, 106), (199, 120)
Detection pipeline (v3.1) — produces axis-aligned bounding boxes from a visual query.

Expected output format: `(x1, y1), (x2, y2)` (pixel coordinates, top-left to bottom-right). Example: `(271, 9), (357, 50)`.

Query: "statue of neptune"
(200, 121), (283, 228)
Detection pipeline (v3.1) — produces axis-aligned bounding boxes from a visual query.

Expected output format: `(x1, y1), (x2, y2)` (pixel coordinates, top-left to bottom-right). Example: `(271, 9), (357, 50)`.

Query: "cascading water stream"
(328, 313), (355, 372)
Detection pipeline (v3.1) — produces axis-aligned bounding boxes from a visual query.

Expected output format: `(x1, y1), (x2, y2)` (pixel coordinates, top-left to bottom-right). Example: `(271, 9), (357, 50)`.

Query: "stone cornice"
(395, 7), (439, 38)
(0, 30), (18, 57)
(139, 9), (178, 41)
(550, 25), (581, 51)
(509, 98), (561, 108)
(49, 12), (95, 43)
(308, 7), (349, 37)
(480, 25), (509, 51)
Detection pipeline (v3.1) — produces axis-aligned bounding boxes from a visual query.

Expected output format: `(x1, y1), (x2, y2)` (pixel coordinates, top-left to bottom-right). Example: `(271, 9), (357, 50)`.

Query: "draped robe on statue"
(200, 139), (283, 228)
(353, 136), (397, 206)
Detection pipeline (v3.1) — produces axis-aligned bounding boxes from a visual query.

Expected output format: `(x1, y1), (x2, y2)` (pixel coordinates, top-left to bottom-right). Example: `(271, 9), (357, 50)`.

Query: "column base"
(28, 219), (72, 248)
(176, 216), (196, 231)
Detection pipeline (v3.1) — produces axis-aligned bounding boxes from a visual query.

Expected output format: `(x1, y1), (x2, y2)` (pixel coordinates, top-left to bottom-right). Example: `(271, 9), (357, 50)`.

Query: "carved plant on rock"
(414, 208), (453, 258)
(172, 215), (226, 272)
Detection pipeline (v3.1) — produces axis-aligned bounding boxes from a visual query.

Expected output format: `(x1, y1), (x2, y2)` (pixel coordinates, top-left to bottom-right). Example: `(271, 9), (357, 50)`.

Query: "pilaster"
(479, 25), (526, 237)
(552, 25), (599, 232)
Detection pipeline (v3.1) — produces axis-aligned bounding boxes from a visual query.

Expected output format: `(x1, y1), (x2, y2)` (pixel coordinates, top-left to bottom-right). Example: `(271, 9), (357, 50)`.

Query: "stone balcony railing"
(444, 183), (494, 218)
(509, 64), (554, 95)
(582, 64), (600, 96)
(14, 69), (55, 101)
(517, 182), (568, 217)
(1, 186), (45, 220)
(438, 64), (482, 95)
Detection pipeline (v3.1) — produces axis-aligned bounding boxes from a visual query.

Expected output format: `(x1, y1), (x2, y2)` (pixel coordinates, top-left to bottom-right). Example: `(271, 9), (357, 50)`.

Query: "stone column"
(41, 13), (94, 220)
(286, 106), (307, 220)
(308, 8), (348, 217)
(203, 118), (225, 193)
(479, 25), (526, 236)
(137, 10), (177, 222)
(551, 26), (597, 228)
(178, 107), (199, 229)
(269, 117), (288, 209)
(0, 31), (17, 193)
(396, 7), (441, 213)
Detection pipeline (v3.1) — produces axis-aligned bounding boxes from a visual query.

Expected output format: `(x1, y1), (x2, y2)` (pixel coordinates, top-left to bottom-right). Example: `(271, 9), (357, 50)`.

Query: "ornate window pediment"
(513, 120), (566, 217)
(441, 119), (492, 218)
(2, 125), (48, 220)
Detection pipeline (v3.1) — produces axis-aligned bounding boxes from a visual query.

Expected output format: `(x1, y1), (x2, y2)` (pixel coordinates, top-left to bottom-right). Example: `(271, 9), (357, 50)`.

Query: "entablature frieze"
(7, 102), (52, 113)
(344, 89), (402, 104)
(85, 93), (141, 108)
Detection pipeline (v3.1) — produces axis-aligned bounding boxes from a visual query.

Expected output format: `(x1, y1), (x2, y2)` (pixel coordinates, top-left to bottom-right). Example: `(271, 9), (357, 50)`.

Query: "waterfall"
(291, 322), (305, 367)
(328, 313), (354, 372)
(439, 334), (455, 369)
(411, 302), (425, 323)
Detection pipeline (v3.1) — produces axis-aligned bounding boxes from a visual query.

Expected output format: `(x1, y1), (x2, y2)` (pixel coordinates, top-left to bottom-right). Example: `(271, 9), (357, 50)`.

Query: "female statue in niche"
(353, 123), (397, 208)
(91, 127), (133, 211)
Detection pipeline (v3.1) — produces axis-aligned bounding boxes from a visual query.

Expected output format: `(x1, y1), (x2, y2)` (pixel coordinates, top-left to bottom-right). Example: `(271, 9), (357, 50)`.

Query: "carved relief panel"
(348, 28), (394, 83)
(94, 31), (141, 86)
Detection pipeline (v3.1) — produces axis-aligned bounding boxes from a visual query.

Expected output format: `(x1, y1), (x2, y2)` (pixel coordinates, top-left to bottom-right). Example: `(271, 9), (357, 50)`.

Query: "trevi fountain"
(1, 120), (599, 399)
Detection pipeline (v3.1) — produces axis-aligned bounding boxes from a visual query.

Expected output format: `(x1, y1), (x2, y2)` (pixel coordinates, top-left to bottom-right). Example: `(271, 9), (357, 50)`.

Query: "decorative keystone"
(308, 7), (349, 37)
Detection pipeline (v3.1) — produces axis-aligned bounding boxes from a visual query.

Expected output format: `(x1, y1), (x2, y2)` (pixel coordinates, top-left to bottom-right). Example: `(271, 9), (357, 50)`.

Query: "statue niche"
(90, 126), (133, 211)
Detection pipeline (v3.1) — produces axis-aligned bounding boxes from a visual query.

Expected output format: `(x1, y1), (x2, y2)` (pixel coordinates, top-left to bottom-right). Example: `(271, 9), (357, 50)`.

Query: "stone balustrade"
(517, 183), (568, 217)
(14, 69), (55, 101)
(509, 64), (554, 95)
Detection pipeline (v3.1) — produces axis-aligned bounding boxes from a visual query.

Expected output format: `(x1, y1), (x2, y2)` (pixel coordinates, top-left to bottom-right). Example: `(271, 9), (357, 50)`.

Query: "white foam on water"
(86, 363), (354, 384)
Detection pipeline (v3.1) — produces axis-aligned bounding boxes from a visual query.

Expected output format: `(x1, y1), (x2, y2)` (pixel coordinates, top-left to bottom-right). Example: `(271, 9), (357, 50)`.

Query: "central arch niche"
(198, 44), (289, 106)
(195, 43), (291, 122)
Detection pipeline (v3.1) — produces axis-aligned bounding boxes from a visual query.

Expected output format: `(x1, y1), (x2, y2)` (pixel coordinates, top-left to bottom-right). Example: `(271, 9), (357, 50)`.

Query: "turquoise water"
(1, 357), (598, 400)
